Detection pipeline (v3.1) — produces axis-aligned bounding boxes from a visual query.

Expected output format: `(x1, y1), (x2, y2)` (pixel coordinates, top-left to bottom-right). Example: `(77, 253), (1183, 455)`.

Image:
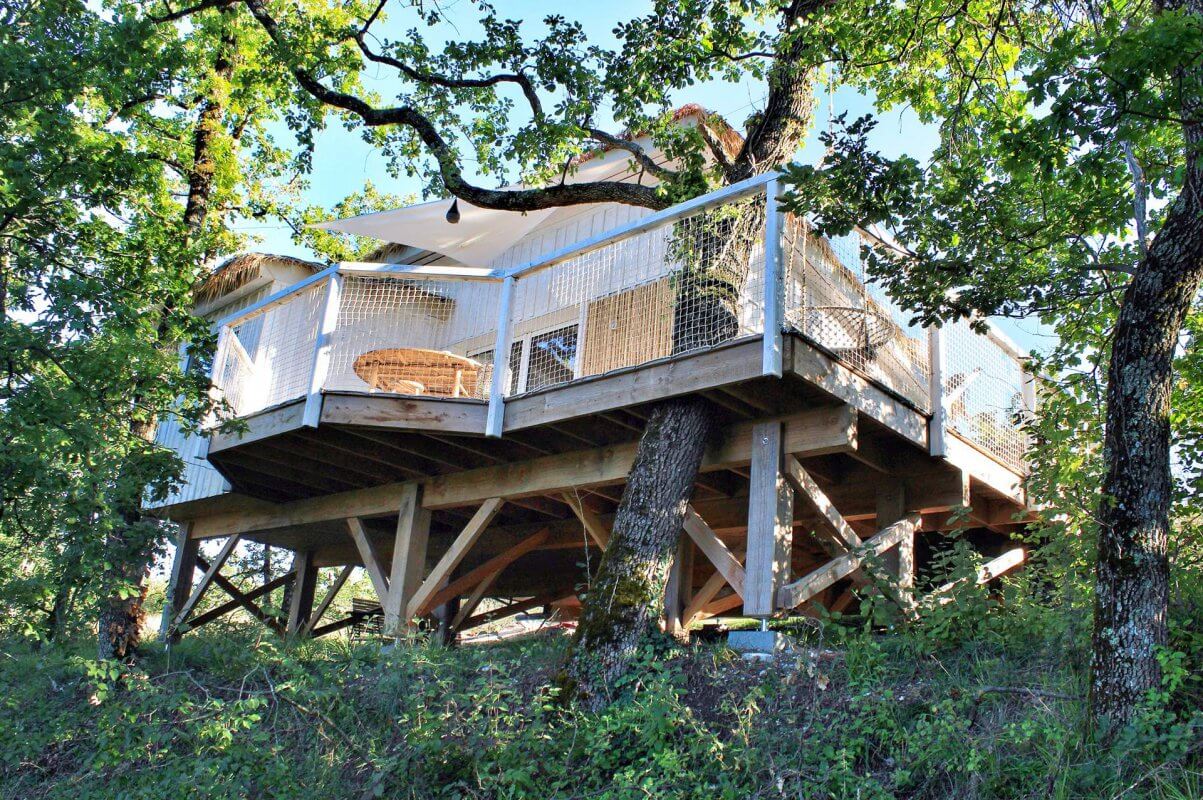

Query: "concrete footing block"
(727, 629), (794, 656)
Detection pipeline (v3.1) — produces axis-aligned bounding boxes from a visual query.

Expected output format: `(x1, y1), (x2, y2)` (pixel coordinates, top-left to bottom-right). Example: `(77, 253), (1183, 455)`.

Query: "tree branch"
(694, 119), (735, 173)
(149, 0), (235, 24)
(353, 33), (546, 122)
(241, 0), (666, 211)
(585, 127), (674, 180)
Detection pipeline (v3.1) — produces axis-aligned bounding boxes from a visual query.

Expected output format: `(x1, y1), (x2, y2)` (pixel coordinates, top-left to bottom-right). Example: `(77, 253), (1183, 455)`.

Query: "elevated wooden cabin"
(153, 160), (1035, 642)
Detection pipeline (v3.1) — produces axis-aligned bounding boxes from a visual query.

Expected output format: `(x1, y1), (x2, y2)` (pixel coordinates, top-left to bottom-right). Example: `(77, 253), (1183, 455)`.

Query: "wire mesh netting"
(203, 184), (1030, 474)
(507, 193), (767, 395)
(782, 215), (932, 411)
(212, 283), (325, 416)
(942, 318), (1030, 471)
(325, 276), (500, 400)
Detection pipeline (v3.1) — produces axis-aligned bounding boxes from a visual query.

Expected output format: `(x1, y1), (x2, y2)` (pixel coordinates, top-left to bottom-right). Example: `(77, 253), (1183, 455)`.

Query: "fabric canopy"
(311, 137), (671, 268)
(311, 198), (556, 269)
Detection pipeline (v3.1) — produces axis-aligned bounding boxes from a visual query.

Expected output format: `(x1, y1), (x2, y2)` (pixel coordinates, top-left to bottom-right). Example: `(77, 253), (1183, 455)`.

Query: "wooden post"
(406, 498), (505, 619)
(346, 517), (390, 603)
(286, 551), (318, 636)
(169, 534), (241, 633)
(384, 483), (430, 638)
(485, 276), (516, 437)
(762, 177), (785, 377)
(744, 421), (794, 616)
(160, 522), (198, 643)
(876, 483), (914, 604)
(664, 534), (693, 638)
(928, 325), (947, 457)
(434, 593), (460, 646)
(302, 564), (354, 637)
(303, 272), (343, 428)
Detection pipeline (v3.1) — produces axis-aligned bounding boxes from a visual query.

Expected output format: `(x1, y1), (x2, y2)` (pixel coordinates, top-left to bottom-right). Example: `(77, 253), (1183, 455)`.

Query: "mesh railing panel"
(782, 215), (931, 411)
(200, 185), (1030, 474)
(942, 318), (1029, 471)
(506, 193), (767, 396)
(213, 283), (324, 416)
(325, 276), (501, 400)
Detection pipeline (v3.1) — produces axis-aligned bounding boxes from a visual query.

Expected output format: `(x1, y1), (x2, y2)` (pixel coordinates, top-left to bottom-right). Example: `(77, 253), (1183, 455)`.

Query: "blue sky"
(237, 0), (1052, 353)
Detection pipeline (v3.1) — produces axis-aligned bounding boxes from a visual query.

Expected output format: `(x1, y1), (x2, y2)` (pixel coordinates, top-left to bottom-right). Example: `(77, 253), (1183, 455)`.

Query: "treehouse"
(152, 121), (1035, 643)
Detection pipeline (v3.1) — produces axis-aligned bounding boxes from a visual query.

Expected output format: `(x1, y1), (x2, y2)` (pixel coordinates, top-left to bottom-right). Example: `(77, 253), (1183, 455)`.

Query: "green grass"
(0, 614), (1198, 799)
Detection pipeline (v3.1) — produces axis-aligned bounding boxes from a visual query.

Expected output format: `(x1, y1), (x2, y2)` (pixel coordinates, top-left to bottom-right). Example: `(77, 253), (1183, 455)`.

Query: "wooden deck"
(156, 332), (1032, 642)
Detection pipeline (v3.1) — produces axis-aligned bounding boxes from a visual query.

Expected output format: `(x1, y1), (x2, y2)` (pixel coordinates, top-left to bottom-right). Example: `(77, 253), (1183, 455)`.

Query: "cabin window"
(472, 323), (580, 395)
(471, 340), (523, 396)
(525, 325), (578, 392)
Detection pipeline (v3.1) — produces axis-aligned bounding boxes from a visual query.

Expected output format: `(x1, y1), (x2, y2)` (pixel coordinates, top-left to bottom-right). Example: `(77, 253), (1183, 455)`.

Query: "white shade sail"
(311, 199), (556, 269)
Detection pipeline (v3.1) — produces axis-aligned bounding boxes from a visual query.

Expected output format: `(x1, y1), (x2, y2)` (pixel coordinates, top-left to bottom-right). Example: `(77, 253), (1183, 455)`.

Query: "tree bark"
(561, 396), (714, 709)
(1089, 0), (1203, 730)
(97, 11), (237, 661)
(560, 22), (818, 706)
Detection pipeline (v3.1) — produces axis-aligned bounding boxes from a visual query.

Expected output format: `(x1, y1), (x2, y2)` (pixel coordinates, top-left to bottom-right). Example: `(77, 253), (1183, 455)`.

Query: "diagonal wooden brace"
(406, 498), (505, 619)
(784, 455), (913, 608)
(777, 515), (920, 610)
(683, 505), (746, 598)
(561, 493), (610, 549)
(169, 534), (241, 632)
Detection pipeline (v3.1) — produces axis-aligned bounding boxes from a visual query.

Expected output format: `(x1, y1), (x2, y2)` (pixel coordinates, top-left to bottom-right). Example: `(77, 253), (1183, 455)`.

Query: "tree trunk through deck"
(561, 16), (817, 702)
(562, 396), (714, 708)
(562, 200), (766, 707)
(1089, 0), (1203, 731)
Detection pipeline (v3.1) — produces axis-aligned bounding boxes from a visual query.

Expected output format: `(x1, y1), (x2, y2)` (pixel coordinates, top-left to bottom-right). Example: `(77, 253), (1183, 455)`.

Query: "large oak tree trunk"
(561, 397), (714, 708)
(561, 19), (816, 706)
(97, 12), (237, 661)
(1090, 0), (1203, 728)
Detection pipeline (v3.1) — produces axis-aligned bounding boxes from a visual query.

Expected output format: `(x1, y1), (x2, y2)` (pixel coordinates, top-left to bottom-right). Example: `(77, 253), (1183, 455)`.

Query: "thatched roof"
(195, 253), (325, 305)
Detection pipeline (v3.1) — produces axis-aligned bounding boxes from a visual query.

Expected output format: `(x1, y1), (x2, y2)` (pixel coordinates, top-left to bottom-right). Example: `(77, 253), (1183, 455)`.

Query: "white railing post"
(485, 275), (516, 437)
(762, 178), (785, 377)
(928, 325), (948, 457)
(302, 273), (343, 429)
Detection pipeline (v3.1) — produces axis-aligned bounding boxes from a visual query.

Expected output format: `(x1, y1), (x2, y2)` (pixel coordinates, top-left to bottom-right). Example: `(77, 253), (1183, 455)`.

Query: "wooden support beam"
(683, 506), (746, 598)
(310, 615), (360, 639)
(664, 535), (693, 637)
(784, 455), (862, 551)
(186, 573), (291, 631)
(561, 492), (610, 548)
(931, 547), (1026, 605)
(423, 527), (549, 612)
(383, 483), (430, 636)
(460, 591), (568, 631)
(286, 551), (318, 636)
(682, 570), (729, 629)
(161, 522), (198, 642)
(744, 421), (794, 617)
(424, 406), (855, 509)
(200, 558), (286, 634)
(346, 517), (390, 603)
(170, 535), (241, 631)
(406, 498), (505, 619)
(876, 483), (914, 607)
(450, 571), (501, 632)
(191, 407), (855, 539)
(702, 592), (745, 617)
(778, 515), (920, 610)
(302, 564), (354, 637)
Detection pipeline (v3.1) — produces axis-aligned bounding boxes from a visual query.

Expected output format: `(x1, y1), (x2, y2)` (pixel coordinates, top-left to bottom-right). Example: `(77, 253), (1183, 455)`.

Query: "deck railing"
(206, 174), (1034, 472)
